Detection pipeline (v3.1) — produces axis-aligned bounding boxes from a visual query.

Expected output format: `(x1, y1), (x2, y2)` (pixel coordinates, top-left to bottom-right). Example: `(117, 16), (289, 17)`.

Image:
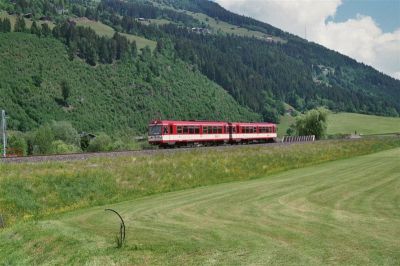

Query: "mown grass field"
(278, 112), (400, 137)
(1, 144), (399, 265)
(1, 138), (399, 224)
(328, 112), (400, 135)
(72, 18), (157, 51)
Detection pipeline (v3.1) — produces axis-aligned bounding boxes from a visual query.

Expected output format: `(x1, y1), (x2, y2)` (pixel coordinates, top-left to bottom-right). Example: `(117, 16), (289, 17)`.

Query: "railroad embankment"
(0, 137), (399, 225)
(1, 140), (399, 264)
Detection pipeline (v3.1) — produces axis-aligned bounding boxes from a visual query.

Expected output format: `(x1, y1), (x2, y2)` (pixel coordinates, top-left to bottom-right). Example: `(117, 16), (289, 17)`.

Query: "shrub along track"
(0, 139), (359, 164)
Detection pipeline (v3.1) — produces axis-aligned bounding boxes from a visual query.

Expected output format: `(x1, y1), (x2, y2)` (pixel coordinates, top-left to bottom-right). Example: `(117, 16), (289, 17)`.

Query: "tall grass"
(0, 138), (399, 225)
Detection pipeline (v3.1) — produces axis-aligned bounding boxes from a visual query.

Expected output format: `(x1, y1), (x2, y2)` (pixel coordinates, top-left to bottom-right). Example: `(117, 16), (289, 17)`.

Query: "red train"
(148, 120), (277, 148)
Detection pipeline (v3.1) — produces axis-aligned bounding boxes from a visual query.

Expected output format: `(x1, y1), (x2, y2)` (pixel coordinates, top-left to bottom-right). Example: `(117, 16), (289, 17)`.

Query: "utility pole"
(1, 110), (6, 158)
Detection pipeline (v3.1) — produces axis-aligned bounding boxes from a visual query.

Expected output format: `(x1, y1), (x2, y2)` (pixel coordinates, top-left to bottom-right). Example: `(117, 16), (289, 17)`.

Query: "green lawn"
(327, 112), (400, 135)
(278, 112), (400, 137)
(277, 114), (295, 137)
(72, 18), (157, 51)
(1, 147), (399, 265)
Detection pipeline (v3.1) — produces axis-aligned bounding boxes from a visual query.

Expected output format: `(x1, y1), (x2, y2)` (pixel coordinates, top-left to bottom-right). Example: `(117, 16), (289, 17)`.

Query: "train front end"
(148, 120), (164, 146)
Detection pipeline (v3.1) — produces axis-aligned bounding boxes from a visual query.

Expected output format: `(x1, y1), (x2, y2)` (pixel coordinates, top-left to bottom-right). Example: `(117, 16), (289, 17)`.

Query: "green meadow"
(188, 11), (285, 43)
(327, 112), (400, 135)
(71, 18), (157, 51)
(0, 11), (55, 29)
(278, 112), (400, 137)
(1, 139), (399, 264)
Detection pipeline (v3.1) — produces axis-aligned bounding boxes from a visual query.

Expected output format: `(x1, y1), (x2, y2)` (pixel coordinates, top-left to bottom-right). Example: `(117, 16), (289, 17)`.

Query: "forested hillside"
(0, 0), (399, 134)
(0, 33), (258, 133)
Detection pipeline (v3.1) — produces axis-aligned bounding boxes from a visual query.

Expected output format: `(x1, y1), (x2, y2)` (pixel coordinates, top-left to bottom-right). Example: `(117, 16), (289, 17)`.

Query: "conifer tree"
(3, 18), (11, 32)
(30, 21), (41, 36)
(14, 16), (26, 32)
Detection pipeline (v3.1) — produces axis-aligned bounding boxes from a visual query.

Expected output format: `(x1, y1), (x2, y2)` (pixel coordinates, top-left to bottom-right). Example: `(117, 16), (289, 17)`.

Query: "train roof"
(149, 120), (276, 126)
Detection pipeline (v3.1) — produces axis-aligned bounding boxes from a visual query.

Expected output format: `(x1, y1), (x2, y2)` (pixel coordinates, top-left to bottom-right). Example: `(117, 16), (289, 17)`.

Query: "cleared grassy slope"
(189, 12), (285, 42)
(0, 11), (55, 29)
(72, 18), (157, 50)
(1, 147), (399, 265)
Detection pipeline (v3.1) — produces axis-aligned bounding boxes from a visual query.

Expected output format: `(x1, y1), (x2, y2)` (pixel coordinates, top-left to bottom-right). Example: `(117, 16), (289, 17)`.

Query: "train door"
(228, 123), (233, 142)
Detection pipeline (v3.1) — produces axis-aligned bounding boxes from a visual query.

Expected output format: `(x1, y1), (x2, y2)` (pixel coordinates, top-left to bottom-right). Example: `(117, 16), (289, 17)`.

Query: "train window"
(183, 126), (188, 134)
(189, 127), (194, 134)
(163, 127), (168, 134)
(232, 127), (236, 133)
(218, 127), (222, 133)
(212, 127), (217, 133)
(177, 126), (182, 134)
(208, 126), (212, 133)
(254, 127), (257, 133)
(203, 126), (208, 134)
(195, 127), (200, 134)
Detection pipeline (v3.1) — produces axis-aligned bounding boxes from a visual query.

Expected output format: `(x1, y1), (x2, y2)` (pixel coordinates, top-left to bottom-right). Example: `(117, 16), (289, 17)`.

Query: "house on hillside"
(39, 16), (52, 21)
(191, 27), (211, 34)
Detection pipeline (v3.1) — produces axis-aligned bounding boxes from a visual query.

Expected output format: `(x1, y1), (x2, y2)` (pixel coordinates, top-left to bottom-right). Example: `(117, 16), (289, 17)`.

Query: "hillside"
(71, 17), (157, 51)
(0, 0), (399, 134)
(0, 33), (258, 133)
(147, 0), (400, 117)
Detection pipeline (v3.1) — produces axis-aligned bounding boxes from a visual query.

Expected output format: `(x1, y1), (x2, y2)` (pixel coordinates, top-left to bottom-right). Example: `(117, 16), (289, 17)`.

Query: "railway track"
(0, 141), (316, 164)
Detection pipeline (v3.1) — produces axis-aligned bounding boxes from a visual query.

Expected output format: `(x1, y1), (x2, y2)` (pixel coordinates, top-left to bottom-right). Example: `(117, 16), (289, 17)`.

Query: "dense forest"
(0, 0), (399, 135)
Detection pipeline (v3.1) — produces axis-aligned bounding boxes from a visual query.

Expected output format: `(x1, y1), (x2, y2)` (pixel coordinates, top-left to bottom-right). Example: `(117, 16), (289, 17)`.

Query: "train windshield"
(148, 125), (162, 135)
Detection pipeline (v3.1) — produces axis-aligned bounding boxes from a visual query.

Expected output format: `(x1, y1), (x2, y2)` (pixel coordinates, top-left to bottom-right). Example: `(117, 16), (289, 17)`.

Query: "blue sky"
(332, 0), (400, 32)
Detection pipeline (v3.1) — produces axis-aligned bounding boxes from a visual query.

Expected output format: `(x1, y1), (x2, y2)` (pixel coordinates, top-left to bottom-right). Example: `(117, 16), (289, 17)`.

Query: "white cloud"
(215, 0), (400, 79)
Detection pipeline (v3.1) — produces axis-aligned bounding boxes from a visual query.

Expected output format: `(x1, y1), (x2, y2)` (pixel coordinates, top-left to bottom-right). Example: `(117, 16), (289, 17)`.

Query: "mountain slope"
(0, 0), (399, 135)
(0, 33), (259, 133)
(124, 0), (400, 117)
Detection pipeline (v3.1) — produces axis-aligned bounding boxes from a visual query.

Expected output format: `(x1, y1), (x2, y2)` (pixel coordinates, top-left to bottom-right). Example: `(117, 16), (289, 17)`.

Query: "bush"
(50, 140), (81, 154)
(32, 125), (55, 154)
(7, 132), (27, 156)
(109, 136), (141, 151)
(294, 108), (328, 140)
(87, 133), (112, 152)
(51, 121), (80, 146)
